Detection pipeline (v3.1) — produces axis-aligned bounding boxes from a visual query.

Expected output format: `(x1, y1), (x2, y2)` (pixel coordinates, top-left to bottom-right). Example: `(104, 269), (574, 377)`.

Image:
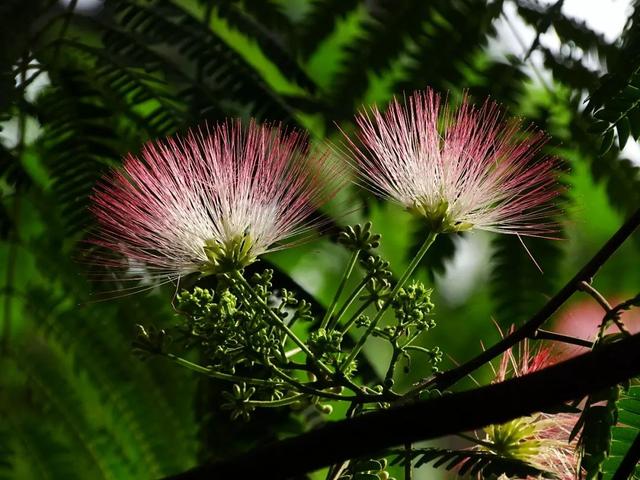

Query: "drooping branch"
(164, 332), (640, 479)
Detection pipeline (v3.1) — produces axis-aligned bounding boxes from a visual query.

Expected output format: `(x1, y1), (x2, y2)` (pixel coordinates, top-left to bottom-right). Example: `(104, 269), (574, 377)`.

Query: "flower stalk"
(165, 353), (279, 387)
(320, 249), (361, 330)
(327, 274), (370, 331)
(340, 231), (437, 371)
(232, 270), (333, 375)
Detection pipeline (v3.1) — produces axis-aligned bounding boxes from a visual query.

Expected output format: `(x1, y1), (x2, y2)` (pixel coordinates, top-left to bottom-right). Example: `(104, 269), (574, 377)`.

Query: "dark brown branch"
(612, 431), (640, 480)
(529, 328), (594, 348)
(413, 207), (640, 393)
(164, 332), (640, 480)
(578, 280), (613, 313)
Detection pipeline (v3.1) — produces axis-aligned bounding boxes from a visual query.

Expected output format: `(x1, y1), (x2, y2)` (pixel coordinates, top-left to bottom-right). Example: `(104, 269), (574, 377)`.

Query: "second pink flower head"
(343, 89), (561, 237)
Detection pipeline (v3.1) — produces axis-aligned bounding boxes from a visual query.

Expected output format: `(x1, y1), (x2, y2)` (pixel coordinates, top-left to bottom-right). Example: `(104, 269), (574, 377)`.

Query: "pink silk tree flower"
(89, 120), (341, 281)
(342, 89), (561, 237)
(477, 340), (581, 480)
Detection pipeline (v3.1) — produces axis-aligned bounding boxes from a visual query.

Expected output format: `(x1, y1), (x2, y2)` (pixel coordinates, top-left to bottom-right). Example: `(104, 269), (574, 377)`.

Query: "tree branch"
(529, 328), (593, 348)
(164, 332), (640, 480)
(612, 431), (640, 480)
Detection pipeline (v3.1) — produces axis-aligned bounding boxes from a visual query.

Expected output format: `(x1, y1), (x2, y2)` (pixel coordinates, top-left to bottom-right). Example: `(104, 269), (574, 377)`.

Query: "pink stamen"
(88, 120), (343, 281)
(343, 89), (562, 237)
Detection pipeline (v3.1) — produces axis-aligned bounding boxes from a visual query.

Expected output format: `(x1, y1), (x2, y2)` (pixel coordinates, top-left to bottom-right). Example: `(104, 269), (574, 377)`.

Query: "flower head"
(342, 89), (561, 236)
(90, 120), (341, 280)
(479, 340), (580, 479)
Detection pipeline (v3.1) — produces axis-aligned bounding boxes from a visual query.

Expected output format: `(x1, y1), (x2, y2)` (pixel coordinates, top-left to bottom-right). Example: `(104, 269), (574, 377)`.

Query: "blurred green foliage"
(1, 0), (640, 478)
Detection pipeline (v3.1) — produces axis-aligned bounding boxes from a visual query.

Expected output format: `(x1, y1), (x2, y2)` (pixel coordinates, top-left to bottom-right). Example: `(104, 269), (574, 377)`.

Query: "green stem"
(456, 432), (496, 450)
(334, 370), (372, 397)
(402, 330), (423, 348)
(383, 343), (402, 393)
(340, 232), (438, 371)
(403, 345), (433, 355)
(166, 353), (277, 387)
(328, 275), (369, 331)
(245, 394), (305, 408)
(233, 271), (333, 375)
(285, 347), (302, 358)
(268, 363), (367, 402)
(320, 250), (360, 330)
(340, 299), (375, 336)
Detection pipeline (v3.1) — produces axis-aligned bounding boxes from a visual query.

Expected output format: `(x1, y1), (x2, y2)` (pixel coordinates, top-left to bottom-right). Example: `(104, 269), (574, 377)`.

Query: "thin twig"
(233, 271), (332, 375)
(529, 329), (593, 348)
(579, 280), (613, 312)
(165, 353), (280, 388)
(341, 232), (437, 371)
(328, 274), (369, 331)
(321, 249), (360, 330)
(599, 294), (638, 337)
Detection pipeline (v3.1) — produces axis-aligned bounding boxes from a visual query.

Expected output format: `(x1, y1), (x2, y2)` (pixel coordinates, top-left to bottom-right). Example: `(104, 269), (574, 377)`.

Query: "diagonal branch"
(164, 332), (640, 479)
(612, 431), (640, 480)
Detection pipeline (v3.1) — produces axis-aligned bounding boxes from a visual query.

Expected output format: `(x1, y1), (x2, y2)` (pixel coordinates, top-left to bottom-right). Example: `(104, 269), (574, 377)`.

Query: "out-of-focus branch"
(164, 332), (640, 479)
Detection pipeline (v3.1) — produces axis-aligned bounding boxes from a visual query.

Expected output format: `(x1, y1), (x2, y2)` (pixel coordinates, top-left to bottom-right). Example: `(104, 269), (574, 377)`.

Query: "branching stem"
(328, 275), (369, 331)
(340, 299), (375, 336)
(166, 353), (278, 387)
(579, 280), (613, 312)
(268, 363), (372, 402)
(233, 271), (333, 375)
(383, 343), (401, 393)
(403, 345), (434, 355)
(340, 232), (437, 370)
(245, 394), (305, 408)
(163, 332), (640, 479)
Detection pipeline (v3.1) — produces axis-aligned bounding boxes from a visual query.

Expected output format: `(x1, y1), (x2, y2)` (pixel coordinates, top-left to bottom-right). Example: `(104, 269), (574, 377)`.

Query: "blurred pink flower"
(90, 120), (341, 280)
(342, 89), (561, 236)
(554, 297), (640, 347)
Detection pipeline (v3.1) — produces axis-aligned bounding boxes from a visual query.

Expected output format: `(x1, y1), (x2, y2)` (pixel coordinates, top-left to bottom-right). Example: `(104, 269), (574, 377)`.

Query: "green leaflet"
(389, 447), (556, 479)
(603, 385), (640, 480)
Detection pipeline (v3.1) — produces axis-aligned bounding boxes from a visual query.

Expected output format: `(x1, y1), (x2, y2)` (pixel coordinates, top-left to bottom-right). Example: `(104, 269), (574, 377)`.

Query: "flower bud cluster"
(171, 271), (314, 374)
(393, 282), (435, 330)
(338, 222), (381, 251)
(143, 224), (444, 421)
